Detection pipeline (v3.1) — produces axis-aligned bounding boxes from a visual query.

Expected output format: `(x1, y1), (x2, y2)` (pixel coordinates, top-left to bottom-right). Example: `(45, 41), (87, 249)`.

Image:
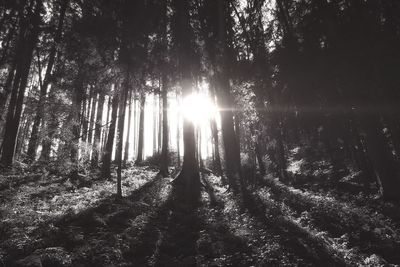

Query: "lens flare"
(180, 92), (218, 125)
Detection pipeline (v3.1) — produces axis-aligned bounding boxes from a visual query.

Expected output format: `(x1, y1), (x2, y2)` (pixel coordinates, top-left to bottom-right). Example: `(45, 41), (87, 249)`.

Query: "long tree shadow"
(241, 185), (347, 266)
(258, 177), (400, 264)
(127, 178), (255, 267)
(4, 174), (167, 266)
(201, 175), (322, 265)
(126, 183), (203, 266)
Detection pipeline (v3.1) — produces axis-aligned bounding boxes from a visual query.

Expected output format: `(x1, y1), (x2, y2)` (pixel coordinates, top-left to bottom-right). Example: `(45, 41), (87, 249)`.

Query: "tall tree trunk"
(69, 78), (84, 180)
(158, 90), (162, 154)
(135, 93), (145, 164)
(172, 0), (200, 203)
(123, 89), (132, 165)
(116, 76), (129, 199)
(101, 86), (119, 180)
(0, 0), (42, 167)
(132, 97), (137, 158)
(159, 74), (169, 176)
(216, 75), (242, 192)
(87, 91), (97, 148)
(153, 92), (158, 155)
(15, 110), (30, 160)
(26, 0), (67, 161)
(91, 91), (105, 168)
(198, 127), (204, 169)
(102, 95), (112, 154)
(82, 86), (93, 143)
(176, 92), (181, 167)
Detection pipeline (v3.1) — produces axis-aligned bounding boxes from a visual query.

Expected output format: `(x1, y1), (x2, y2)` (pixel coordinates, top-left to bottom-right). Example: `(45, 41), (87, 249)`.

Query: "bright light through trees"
(179, 92), (218, 125)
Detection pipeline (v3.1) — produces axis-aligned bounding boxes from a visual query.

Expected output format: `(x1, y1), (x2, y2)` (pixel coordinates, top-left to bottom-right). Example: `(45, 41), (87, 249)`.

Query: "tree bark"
(26, 0), (67, 161)
(116, 76), (129, 199)
(0, 0), (42, 167)
(101, 86), (119, 180)
(153, 92), (158, 155)
(123, 89), (132, 165)
(87, 92), (97, 147)
(135, 93), (145, 164)
(158, 89), (162, 153)
(132, 96), (137, 158)
(102, 95), (112, 154)
(176, 92), (181, 167)
(91, 91), (105, 168)
(215, 75), (242, 192)
(172, 0), (201, 203)
(69, 77), (84, 180)
(159, 74), (169, 176)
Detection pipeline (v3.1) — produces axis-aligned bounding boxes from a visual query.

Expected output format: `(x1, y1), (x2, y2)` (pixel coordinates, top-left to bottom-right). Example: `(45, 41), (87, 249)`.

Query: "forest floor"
(1, 163), (400, 266)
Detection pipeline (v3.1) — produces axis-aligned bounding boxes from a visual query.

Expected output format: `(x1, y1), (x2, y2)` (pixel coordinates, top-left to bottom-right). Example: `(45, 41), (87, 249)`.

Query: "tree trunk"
(123, 89), (132, 165)
(26, 0), (67, 161)
(102, 95), (112, 154)
(87, 92), (97, 147)
(82, 86), (92, 143)
(215, 74), (242, 192)
(116, 76), (129, 199)
(172, 0), (200, 203)
(135, 93), (145, 164)
(153, 92), (158, 155)
(159, 74), (169, 176)
(198, 128), (204, 169)
(0, 0), (42, 167)
(132, 97), (137, 158)
(158, 89), (162, 154)
(101, 86), (119, 180)
(176, 92), (181, 167)
(15, 110), (30, 160)
(91, 91), (105, 168)
(69, 78), (84, 180)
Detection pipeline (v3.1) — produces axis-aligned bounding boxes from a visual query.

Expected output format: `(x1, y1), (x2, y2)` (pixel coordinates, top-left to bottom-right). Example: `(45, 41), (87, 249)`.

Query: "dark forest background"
(1, 0), (400, 266)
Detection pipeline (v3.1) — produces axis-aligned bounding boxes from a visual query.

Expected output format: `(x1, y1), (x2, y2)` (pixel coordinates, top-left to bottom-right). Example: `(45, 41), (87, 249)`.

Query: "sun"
(180, 92), (218, 125)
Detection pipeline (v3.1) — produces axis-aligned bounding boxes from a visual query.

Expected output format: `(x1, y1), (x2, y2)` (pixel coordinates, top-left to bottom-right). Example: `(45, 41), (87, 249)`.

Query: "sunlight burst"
(180, 92), (218, 125)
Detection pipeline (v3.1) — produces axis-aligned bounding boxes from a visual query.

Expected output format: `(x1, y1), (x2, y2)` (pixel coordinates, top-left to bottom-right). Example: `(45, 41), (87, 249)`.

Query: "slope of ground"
(1, 165), (399, 266)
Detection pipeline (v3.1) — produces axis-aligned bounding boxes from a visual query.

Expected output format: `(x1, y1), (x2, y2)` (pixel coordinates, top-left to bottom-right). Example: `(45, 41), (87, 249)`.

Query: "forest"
(1, 0), (400, 266)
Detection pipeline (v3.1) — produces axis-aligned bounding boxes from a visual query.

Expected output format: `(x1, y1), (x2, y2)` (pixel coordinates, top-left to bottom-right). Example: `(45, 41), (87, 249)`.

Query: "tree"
(26, 0), (68, 161)
(135, 91), (145, 165)
(1, 0), (43, 167)
(123, 89), (132, 165)
(159, 74), (169, 177)
(101, 85), (119, 179)
(171, 0), (201, 202)
(91, 90), (105, 168)
(200, 0), (242, 192)
(115, 72), (129, 199)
